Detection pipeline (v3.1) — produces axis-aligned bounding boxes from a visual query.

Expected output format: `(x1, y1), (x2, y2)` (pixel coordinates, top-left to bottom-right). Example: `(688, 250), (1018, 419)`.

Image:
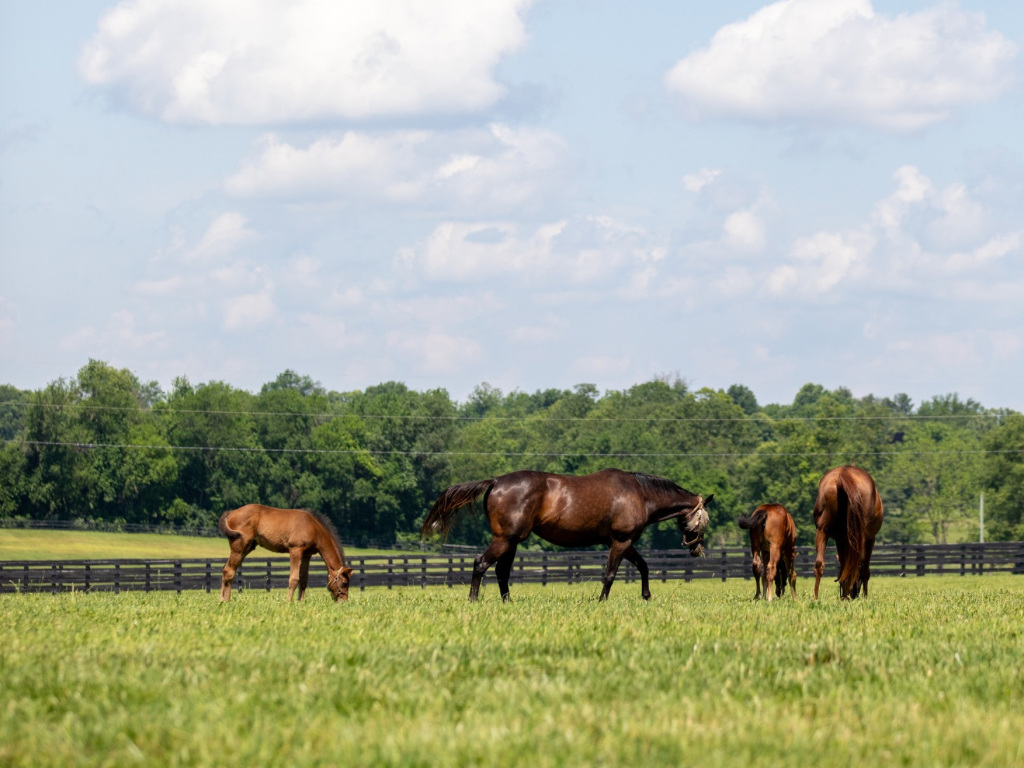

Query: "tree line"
(1, 360), (1021, 547)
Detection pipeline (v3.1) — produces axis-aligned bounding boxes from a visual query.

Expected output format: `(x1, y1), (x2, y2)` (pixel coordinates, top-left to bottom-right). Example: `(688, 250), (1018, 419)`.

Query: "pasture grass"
(0, 528), (401, 561)
(1, 575), (1021, 768)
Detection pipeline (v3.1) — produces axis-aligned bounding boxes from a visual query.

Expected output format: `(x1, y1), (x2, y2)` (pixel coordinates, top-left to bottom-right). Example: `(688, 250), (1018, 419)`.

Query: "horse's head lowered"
(680, 494), (713, 558)
(328, 566), (354, 602)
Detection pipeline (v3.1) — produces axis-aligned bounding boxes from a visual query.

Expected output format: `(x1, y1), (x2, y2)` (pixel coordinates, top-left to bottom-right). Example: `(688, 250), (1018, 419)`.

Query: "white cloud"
(723, 210), (766, 252)
(769, 229), (875, 295)
(298, 313), (352, 351)
(768, 165), (1024, 298)
(185, 213), (255, 262)
(223, 285), (276, 330)
(79, 0), (533, 124)
(225, 124), (567, 212)
(399, 216), (664, 284)
(386, 331), (482, 373)
(665, 0), (1017, 131)
(682, 168), (721, 193)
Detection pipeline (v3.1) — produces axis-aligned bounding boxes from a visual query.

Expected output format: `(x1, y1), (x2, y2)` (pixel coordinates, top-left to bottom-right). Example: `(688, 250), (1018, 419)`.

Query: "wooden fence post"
(145, 562), (151, 593)
(421, 557), (427, 589)
(387, 557), (393, 590)
(447, 556), (453, 588)
(265, 559), (272, 592)
(175, 561), (183, 594)
(721, 550), (728, 582)
(114, 563), (121, 594)
(84, 563), (91, 592)
(960, 545), (966, 577)
(205, 560), (212, 593)
(542, 553), (548, 587)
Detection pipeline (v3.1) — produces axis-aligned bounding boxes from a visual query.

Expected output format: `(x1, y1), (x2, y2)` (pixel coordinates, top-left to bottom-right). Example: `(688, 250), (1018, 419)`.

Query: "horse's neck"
(648, 489), (695, 522)
(316, 529), (345, 570)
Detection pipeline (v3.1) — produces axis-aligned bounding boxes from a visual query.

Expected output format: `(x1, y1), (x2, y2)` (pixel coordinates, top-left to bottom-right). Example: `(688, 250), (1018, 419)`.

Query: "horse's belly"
(532, 520), (607, 548)
(254, 535), (289, 554)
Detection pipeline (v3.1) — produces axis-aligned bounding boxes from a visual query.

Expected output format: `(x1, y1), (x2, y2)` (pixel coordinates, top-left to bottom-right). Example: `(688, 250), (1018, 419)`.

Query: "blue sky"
(1, 0), (1022, 409)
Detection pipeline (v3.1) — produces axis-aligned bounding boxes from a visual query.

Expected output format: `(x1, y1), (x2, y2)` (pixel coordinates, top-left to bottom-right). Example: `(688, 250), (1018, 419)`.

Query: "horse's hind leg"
(469, 537), (513, 601)
(287, 550), (303, 602)
(599, 539), (631, 601)
(220, 538), (252, 602)
(765, 544), (780, 603)
(297, 551), (313, 601)
(785, 547), (797, 600)
(859, 538), (876, 598)
(622, 544), (651, 601)
(751, 549), (763, 600)
(812, 529), (828, 600)
(495, 543), (519, 602)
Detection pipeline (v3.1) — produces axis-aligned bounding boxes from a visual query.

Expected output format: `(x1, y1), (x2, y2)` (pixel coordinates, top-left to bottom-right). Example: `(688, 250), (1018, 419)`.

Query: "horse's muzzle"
(681, 532), (706, 558)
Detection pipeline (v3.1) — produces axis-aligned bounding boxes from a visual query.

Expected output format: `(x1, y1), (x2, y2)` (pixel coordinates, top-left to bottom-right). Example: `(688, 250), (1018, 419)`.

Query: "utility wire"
(6, 439), (1021, 459)
(2, 401), (1002, 422)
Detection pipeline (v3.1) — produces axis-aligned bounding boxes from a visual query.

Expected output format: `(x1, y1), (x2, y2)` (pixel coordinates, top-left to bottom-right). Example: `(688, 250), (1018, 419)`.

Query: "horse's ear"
(341, 566), (354, 577)
(703, 494), (714, 506)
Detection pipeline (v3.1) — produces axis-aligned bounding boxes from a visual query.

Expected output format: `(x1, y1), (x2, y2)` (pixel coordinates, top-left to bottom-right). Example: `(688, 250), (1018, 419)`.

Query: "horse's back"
(815, 466), (883, 535)
(491, 468), (643, 545)
(220, 504), (321, 548)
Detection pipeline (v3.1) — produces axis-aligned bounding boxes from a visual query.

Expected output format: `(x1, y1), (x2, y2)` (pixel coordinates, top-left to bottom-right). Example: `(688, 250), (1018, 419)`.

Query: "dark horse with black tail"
(812, 466), (884, 600)
(421, 468), (713, 602)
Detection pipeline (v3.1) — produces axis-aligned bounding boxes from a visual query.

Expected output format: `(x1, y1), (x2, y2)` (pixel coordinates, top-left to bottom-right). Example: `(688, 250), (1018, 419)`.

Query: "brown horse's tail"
(738, 507), (768, 530)
(836, 469), (865, 593)
(218, 509), (241, 541)
(420, 479), (496, 541)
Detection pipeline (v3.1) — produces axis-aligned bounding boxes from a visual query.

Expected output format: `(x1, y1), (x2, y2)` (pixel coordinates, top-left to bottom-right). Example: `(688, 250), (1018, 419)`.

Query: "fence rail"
(2, 543), (1021, 595)
(0, 517), (452, 552)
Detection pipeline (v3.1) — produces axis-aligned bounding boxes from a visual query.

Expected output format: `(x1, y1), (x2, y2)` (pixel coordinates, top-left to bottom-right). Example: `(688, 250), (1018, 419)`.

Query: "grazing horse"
(218, 505), (353, 602)
(738, 504), (797, 602)
(421, 468), (713, 602)
(812, 466), (884, 600)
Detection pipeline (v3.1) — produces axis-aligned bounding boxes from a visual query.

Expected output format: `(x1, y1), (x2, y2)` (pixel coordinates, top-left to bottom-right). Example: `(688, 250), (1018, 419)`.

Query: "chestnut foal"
(738, 504), (797, 602)
(218, 505), (353, 602)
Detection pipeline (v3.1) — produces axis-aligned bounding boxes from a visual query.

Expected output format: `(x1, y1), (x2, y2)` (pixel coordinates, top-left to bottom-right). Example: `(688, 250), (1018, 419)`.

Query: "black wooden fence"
(2, 543), (1022, 595)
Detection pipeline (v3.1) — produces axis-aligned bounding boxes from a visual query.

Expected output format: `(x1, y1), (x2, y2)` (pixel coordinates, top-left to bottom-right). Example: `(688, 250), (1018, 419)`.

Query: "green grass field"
(1, 575), (1021, 768)
(0, 528), (402, 560)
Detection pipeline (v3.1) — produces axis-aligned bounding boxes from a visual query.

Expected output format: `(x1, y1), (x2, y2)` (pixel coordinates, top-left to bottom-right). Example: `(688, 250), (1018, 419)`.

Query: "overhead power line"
(6, 439), (1021, 459)
(1, 401), (1002, 423)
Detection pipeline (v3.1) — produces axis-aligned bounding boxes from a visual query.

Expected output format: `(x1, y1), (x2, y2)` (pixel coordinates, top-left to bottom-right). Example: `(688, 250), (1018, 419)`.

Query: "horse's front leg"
(220, 538), (251, 602)
(469, 538), (513, 601)
(622, 544), (651, 601)
(813, 529), (828, 600)
(287, 550), (303, 602)
(599, 540), (631, 601)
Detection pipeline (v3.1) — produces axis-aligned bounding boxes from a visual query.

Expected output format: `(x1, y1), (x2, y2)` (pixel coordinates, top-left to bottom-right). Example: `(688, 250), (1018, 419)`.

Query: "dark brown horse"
(421, 468), (713, 601)
(218, 505), (353, 602)
(738, 503), (797, 602)
(812, 466), (884, 600)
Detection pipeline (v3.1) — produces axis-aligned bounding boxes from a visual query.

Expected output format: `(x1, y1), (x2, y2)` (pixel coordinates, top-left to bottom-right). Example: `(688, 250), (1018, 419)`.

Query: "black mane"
(308, 509), (346, 562)
(631, 472), (696, 499)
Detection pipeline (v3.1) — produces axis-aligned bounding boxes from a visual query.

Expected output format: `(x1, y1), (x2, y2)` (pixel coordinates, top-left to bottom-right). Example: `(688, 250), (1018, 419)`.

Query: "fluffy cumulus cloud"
(398, 216), (666, 285)
(768, 165), (1024, 299)
(665, 0), (1017, 131)
(79, 0), (533, 124)
(225, 124), (567, 212)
